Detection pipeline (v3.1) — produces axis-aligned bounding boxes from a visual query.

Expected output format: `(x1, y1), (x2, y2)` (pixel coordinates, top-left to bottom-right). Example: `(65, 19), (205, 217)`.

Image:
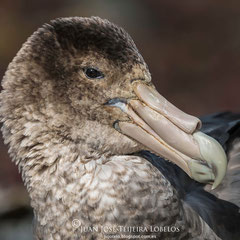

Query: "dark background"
(0, 0), (240, 239)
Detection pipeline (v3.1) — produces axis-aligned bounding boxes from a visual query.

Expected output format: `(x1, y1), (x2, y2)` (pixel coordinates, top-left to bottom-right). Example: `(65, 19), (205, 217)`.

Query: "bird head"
(0, 17), (227, 189)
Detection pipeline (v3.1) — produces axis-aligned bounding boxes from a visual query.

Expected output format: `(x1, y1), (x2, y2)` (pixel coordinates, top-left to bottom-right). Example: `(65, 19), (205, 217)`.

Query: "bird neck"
(2, 115), (219, 239)
(25, 147), (174, 239)
(25, 140), (109, 237)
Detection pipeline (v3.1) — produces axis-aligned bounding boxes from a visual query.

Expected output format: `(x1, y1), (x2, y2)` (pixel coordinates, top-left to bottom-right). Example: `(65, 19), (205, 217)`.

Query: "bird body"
(0, 17), (239, 239)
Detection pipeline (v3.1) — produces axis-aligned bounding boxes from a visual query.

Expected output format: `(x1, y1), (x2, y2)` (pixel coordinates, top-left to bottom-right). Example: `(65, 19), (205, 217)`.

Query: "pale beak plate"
(108, 82), (227, 189)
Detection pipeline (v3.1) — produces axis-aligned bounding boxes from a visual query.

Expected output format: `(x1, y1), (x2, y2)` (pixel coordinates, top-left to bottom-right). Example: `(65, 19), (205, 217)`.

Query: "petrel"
(0, 17), (239, 240)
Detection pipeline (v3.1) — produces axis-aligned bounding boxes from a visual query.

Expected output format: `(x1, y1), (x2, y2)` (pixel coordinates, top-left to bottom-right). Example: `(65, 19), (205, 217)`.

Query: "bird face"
(0, 17), (227, 189)
(43, 48), (152, 157)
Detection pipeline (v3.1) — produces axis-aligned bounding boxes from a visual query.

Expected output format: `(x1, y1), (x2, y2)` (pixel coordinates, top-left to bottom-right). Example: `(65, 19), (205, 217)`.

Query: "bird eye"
(84, 67), (104, 79)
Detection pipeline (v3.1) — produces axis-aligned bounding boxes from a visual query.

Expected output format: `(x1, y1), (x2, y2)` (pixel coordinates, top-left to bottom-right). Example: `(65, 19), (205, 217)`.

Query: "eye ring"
(83, 67), (104, 79)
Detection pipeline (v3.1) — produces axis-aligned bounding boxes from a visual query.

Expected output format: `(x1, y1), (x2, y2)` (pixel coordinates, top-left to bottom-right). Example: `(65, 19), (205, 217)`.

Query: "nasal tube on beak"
(133, 83), (202, 134)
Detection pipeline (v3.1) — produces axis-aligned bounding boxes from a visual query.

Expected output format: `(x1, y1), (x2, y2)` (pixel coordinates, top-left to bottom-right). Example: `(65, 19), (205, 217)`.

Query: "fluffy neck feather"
(1, 99), (221, 239)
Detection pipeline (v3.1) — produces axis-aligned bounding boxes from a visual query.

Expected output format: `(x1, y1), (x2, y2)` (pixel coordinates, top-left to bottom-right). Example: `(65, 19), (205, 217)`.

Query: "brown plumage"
(1, 16), (239, 240)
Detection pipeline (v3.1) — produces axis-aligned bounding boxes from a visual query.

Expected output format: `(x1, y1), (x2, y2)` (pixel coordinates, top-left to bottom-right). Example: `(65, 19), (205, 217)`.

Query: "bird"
(0, 16), (239, 240)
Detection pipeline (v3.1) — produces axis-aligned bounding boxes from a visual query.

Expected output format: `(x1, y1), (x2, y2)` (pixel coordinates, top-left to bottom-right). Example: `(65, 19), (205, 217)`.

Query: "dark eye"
(84, 67), (104, 79)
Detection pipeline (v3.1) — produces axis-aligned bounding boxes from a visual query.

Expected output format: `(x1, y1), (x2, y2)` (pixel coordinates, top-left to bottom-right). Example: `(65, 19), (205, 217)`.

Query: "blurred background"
(0, 0), (240, 239)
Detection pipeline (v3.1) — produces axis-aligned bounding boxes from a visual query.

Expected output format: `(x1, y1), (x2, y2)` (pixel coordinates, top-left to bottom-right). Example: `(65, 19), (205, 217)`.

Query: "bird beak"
(107, 82), (227, 189)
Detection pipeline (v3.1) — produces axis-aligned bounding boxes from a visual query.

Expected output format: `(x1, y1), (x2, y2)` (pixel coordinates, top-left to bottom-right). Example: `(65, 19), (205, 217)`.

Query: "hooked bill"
(107, 82), (227, 189)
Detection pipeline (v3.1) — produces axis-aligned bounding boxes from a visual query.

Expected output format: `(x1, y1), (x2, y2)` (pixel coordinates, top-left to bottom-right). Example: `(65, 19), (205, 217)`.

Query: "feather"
(136, 112), (240, 240)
